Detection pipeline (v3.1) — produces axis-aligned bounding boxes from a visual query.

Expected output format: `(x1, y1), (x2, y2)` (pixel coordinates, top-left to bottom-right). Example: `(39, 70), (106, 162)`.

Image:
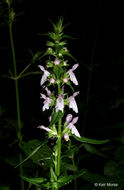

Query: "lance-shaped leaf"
(50, 166), (57, 182)
(83, 144), (108, 157)
(73, 135), (109, 144)
(15, 140), (49, 168)
(53, 65), (64, 79)
(20, 175), (47, 187)
(58, 169), (87, 188)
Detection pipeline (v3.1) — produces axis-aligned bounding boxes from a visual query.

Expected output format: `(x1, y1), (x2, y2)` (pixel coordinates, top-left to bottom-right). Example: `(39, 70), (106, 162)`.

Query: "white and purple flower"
(66, 116), (80, 138)
(55, 95), (64, 112)
(67, 64), (79, 85)
(38, 65), (50, 85)
(40, 87), (52, 111)
(68, 91), (79, 113)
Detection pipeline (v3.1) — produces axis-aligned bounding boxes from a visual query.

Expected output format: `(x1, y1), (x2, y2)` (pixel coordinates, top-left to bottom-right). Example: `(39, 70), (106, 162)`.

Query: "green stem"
(72, 156), (77, 190)
(56, 83), (62, 177)
(57, 118), (62, 176)
(8, 5), (24, 190)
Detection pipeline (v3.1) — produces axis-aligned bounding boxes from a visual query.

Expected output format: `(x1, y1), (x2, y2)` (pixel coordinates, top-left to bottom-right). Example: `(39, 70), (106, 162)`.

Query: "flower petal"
(67, 70), (78, 85)
(67, 123), (80, 138)
(66, 114), (73, 124)
(55, 96), (64, 112)
(38, 65), (45, 72)
(72, 64), (79, 71)
(68, 96), (78, 113)
(40, 71), (50, 86)
(71, 117), (79, 125)
(40, 93), (47, 100)
(71, 125), (80, 137)
(37, 125), (51, 132)
(43, 98), (52, 111)
(45, 87), (52, 97)
(73, 91), (80, 97)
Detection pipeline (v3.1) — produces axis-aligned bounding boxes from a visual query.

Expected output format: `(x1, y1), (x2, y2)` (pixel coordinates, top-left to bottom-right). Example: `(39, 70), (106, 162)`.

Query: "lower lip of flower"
(50, 78), (55, 83)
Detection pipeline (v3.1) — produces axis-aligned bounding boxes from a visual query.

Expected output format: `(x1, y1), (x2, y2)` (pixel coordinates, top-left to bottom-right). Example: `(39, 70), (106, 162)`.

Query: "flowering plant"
(20, 18), (109, 190)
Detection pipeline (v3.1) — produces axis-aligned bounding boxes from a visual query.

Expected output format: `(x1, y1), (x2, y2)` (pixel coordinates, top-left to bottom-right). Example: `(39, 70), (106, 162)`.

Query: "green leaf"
(104, 160), (118, 176)
(58, 41), (67, 46)
(15, 140), (49, 168)
(83, 144), (107, 157)
(66, 82), (74, 92)
(53, 65), (64, 79)
(63, 163), (77, 171)
(20, 175), (47, 186)
(62, 51), (77, 61)
(21, 139), (52, 167)
(50, 166), (57, 182)
(58, 169), (87, 188)
(46, 41), (55, 47)
(73, 135), (109, 144)
(48, 32), (57, 40)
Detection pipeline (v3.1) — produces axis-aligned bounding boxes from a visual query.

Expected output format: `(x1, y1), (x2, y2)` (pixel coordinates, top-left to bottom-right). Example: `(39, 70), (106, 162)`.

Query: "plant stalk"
(8, 5), (24, 190)
(56, 83), (62, 177)
(57, 118), (62, 176)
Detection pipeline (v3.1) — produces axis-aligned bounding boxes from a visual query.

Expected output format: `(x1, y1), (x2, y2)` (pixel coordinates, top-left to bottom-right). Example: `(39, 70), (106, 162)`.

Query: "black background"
(0, 0), (124, 189)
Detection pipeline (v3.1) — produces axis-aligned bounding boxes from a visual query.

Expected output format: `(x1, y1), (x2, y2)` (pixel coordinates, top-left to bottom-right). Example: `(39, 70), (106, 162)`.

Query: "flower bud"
(63, 61), (67, 66)
(54, 60), (60, 65)
(58, 53), (62, 57)
(63, 47), (68, 52)
(63, 78), (68, 83)
(50, 78), (55, 83)
(64, 133), (69, 141)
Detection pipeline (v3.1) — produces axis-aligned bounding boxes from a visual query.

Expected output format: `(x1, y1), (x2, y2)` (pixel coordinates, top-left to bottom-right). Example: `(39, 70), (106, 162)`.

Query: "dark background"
(0, 0), (124, 189)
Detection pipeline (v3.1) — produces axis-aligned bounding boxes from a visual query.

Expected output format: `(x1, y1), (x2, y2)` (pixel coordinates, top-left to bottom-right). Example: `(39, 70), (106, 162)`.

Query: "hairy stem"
(8, 4), (24, 190)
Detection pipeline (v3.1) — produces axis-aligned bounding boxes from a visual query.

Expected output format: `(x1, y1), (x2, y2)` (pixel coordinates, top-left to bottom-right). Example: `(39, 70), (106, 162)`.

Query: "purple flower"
(37, 125), (51, 132)
(38, 65), (50, 85)
(40, 93), (52, 111)
(66, 116), (80, 138)
(67, 64), (79, 85)
(54, 60), (60, 65)
(55, 95), (64, 112)
(68, 91), (79, 113)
